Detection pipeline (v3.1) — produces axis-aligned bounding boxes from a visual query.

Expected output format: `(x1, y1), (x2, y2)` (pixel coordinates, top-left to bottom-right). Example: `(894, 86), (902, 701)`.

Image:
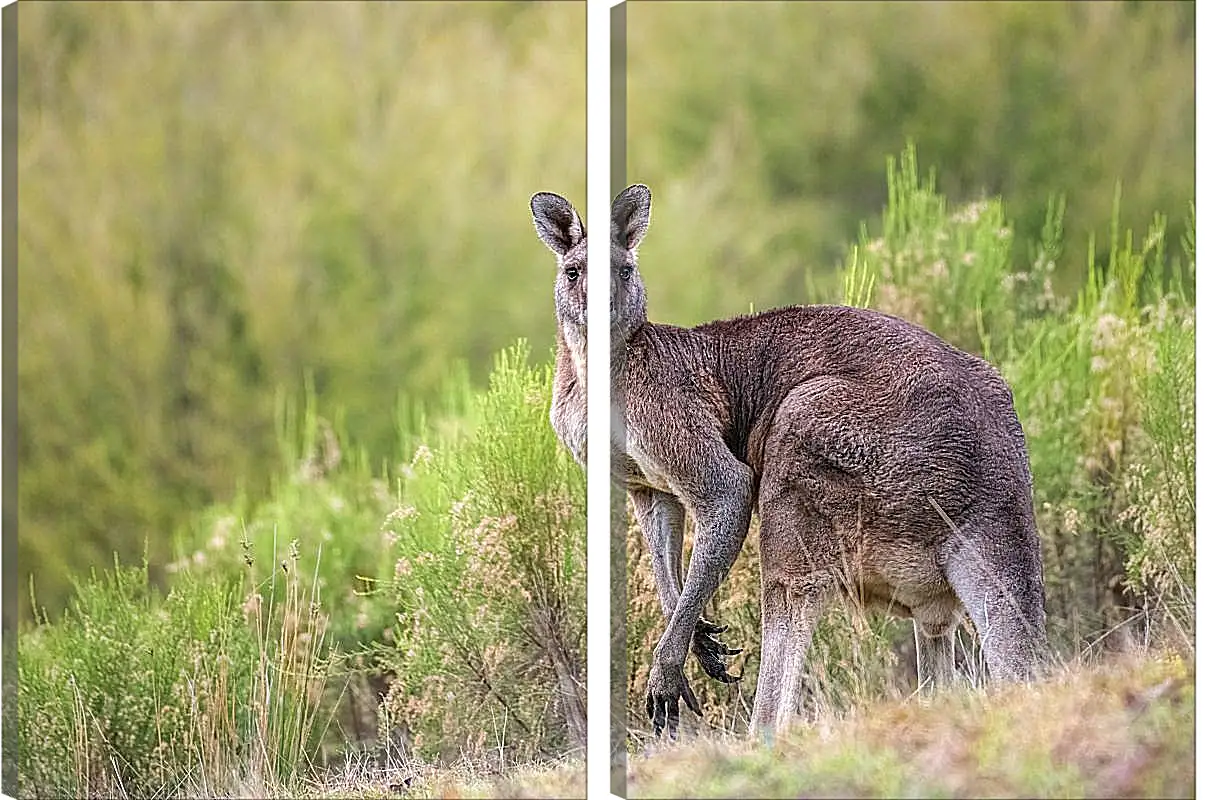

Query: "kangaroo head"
(531, 191), (587, 331)
(611, 184), (650, 343)
(530, 184), (651, 344)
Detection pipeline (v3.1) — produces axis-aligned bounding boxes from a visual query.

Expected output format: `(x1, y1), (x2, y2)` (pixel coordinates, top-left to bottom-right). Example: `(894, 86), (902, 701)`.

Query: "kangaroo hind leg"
(751, 481), (836, 738)
(750, 578), (828, 738)
(940, 515), (1048, 682)
(910, 602), (959, 689)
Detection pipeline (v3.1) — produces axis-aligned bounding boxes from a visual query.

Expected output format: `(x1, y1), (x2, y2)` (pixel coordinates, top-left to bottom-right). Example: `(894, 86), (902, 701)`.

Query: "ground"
(383, 652), (1192, 799)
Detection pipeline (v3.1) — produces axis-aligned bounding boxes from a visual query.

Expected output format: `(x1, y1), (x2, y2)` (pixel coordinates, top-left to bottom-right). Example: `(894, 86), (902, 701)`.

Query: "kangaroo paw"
(646, 661), (701, 740)
(692, 618), (742, 683)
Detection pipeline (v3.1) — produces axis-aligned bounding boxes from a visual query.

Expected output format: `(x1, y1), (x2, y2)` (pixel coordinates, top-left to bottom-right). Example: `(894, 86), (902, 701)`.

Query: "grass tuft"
(19, 543), (335, 798)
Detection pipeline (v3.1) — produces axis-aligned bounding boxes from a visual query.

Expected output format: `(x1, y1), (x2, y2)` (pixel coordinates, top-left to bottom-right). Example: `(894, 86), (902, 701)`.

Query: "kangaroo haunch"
(531, 184), (1048, 741)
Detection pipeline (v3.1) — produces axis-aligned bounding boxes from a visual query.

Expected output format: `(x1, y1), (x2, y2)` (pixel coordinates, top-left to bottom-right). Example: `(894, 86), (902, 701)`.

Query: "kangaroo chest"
(551, 385), (587, 466)
(613, 432), (675, 494)
(550, 387), (675, 496)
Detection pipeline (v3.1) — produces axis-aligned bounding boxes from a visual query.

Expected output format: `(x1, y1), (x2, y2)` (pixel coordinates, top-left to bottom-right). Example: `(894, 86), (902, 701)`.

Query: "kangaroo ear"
(531, 192), (585, 257)
(611, 184), (651, 251)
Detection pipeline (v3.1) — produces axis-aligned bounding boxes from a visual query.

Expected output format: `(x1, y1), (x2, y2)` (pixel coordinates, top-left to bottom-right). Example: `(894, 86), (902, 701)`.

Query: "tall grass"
(19, 544), (334, 797)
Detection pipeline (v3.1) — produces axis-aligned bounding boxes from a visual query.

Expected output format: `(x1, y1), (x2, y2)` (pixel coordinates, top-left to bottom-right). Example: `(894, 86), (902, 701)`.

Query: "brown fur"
(531, 185), (1048, 740)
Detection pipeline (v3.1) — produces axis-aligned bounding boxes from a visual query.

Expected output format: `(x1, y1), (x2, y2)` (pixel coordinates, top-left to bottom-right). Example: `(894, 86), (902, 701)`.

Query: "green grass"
(19, 548), (335, 797)
(622, 654), (1193, 799)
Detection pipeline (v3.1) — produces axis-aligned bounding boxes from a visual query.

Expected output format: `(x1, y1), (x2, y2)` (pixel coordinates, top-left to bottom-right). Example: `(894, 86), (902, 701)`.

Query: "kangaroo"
(530, 185), (1048, 740)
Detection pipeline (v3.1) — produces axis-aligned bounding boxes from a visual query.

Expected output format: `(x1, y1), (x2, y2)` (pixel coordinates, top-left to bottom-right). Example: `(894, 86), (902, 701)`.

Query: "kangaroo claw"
(646, 662), (700, 740)
(692, 618), (743, 682)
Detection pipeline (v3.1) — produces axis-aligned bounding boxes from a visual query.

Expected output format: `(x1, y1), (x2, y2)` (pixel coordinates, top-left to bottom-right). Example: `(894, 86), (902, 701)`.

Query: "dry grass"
(301, 653), (1189, 799)
(291, 752), (585, 799)
(624, 652), (1192, 798)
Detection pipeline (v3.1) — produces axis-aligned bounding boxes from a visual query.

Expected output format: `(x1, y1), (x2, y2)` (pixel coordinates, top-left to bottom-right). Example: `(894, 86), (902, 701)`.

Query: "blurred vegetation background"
(626, 0), (1194, 325)
(17, 1), (1194, 627)
(17, 1), (585, 621)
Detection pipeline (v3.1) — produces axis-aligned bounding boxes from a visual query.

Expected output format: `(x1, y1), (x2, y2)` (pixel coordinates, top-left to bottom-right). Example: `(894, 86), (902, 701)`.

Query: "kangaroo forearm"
(630, 488), (687, 621)
(656, 542), (746, 665)
(655, 484), (752, 666)
(652, 554), (682, 620)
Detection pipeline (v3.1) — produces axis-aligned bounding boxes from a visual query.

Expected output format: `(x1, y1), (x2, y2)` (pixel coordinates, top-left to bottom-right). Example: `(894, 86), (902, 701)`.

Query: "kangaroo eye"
(620, 266), (633, 280)
(564, 266), (580, 282)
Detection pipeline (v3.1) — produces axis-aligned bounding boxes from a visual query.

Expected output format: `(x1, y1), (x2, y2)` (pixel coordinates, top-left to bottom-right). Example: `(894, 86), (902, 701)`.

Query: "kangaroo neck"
(556, 318), (651, 385)
(556, 323), (588, 388)
(609, 319), (648, 379)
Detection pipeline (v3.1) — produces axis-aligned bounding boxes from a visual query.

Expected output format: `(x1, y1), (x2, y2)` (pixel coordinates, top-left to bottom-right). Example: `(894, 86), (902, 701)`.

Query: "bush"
(377, 341), (587, 765)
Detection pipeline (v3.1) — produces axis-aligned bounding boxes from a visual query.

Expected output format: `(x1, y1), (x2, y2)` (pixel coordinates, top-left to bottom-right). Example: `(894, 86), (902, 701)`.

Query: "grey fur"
(530, 186), (1048, 740)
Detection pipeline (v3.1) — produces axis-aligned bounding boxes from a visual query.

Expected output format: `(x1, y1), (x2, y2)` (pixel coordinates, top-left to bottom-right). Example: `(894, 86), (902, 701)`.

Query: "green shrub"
(842, 143), (1018, 356)
(1119, 295), (1195, 640)
(377, 341), (587, 765)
